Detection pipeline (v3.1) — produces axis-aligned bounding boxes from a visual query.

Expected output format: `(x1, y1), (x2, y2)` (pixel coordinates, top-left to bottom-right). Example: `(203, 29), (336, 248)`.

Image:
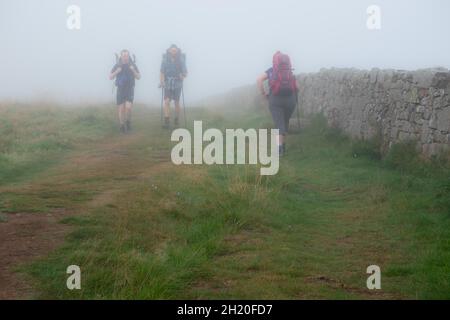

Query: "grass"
(0, 103), (116, 185)
(1, 103), (449, 299)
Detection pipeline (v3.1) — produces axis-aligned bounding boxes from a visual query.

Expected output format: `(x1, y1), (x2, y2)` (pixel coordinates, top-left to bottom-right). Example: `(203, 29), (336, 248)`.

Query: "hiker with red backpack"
(257, 51), (298, 156)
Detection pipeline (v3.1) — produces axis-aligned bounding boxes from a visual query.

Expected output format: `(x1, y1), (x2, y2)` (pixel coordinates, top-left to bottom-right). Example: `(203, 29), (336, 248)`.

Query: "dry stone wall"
(298, 68), (450, 156)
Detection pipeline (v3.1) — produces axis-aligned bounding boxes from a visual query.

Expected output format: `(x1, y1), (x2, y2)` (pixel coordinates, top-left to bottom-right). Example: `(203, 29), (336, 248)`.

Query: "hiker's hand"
(159, 82), (165, 89)
(116, 67), (122, 74)
(130, 65), (135, 72)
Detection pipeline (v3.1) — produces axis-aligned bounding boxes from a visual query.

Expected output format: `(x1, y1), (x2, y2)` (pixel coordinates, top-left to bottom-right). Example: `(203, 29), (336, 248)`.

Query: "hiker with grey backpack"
(159, 44), (188, 129)
(257, 51), (299, 156)
(109, 49), (141, 133)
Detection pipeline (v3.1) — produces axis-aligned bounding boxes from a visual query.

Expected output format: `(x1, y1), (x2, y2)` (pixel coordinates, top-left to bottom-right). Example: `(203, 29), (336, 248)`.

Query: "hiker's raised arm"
(160, 72), (165, 87)
(130, 64), (141, 80)
(109, 66), (121, 80)
(257, 73), (268, 96)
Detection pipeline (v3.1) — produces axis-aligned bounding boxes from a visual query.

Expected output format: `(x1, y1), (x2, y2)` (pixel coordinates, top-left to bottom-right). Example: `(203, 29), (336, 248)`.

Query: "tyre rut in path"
(0, 132), (161, 299)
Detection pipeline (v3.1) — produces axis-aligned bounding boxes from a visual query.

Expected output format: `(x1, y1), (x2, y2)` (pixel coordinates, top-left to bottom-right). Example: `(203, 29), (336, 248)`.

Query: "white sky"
(1, 0), (450, 105)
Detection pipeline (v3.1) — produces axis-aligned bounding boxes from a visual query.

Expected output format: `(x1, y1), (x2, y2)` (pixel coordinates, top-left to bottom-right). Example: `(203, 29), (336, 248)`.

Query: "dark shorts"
(117, 86), (134, 105)
(164, 87), (182, 101)
(268, 94), (296, 135)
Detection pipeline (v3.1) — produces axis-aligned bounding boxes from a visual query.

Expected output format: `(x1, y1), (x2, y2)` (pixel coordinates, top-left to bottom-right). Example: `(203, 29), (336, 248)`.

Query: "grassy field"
(0, 103), (449, 299)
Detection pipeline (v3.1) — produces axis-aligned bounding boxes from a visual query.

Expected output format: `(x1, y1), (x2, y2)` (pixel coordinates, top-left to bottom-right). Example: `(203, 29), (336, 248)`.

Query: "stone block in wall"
(396, 110), (409, 121)
(389, 88), (403, 101)
(413, 113), (424, 126)
(404, 87), (420, 104)
(369, 68), (379, 84)
(423, 106), (432, 120)
(432, 72), (450, 89)
(434, 132), (448, 144)
(398, 131), (412, 141)
(397, 120), (414, 133)
(379, 70), (395, 83)
(421, 124), (433, 144)
(386, 80), (403, 90)
(413, 70), (436, 88)
(429, 114), (438, 129)
(416, 105), (426, 113)
(437, 106), (450, 132)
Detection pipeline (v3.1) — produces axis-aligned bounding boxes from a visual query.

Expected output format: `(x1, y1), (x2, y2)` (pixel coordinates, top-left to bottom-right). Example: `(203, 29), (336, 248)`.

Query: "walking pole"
(160, 86), (164, 126)
(181, 84), (187, 128)
(296, 91), (301, 130)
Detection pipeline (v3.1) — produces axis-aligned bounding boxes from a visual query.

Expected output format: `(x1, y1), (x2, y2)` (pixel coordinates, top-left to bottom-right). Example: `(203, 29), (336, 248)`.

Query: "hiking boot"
(163, 117), (170, 129)
(174, 117), (179, 127)
(125, 120), (131, 133)
(120, 124), (126, 134)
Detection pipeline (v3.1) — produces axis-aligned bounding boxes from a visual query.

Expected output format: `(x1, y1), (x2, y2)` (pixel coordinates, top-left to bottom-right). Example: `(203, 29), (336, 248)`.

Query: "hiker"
(257, 51), (298, 156)
(109, 49), (141, 133)
(160, 44), (187, 128)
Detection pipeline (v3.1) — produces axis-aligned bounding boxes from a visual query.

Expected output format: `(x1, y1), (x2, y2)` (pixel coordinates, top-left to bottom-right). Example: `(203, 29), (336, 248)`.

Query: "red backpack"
(269, 51), (298, 96)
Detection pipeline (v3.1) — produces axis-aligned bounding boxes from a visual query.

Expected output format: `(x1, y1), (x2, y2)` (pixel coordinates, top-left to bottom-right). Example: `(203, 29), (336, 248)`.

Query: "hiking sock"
(126, 111), (132, 132)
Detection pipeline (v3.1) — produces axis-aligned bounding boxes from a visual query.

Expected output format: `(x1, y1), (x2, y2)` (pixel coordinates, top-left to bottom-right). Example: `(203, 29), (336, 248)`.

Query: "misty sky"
(1, 0), (450, 105)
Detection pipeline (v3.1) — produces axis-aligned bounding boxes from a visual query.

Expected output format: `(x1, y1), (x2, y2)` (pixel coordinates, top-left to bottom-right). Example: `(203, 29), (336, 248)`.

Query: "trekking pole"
(181, 84), (187, 128)
(296, 91), (301, 130)
(160, 86), (164, 126)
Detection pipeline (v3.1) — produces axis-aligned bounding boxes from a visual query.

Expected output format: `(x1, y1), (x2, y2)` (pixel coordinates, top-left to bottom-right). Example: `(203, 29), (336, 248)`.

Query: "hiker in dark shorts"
(109, 49), (141, 133)
(160, 44), (187, 128)
(257, 51), (298, 156)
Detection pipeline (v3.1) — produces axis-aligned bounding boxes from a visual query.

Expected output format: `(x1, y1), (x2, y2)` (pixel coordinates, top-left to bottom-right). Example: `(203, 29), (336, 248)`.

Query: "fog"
(1, 0), (450, 105)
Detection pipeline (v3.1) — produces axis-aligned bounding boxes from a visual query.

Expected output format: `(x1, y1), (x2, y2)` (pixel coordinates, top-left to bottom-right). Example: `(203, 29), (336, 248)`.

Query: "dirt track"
(0, 132), (149, 299)
(0, 210), (72, 299)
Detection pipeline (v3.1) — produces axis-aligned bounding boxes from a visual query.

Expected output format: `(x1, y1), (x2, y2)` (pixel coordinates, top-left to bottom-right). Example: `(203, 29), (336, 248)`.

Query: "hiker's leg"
(163, 90), (171, 128)
(125, 101), (132, 119)
(164, 98), (171, 118)
(118, 104), (125, 124)
(125, 101), (133, 131)
(269, 95), (287, 155)
(173, 87), (182, 125)
(117, 87), (124, 125)
(121, 87), (134, 132)
(174, 100), (181, 125)
(268, 96), (285, 134)
(118, 104), (126, 132)
(163, 88), (171, 119)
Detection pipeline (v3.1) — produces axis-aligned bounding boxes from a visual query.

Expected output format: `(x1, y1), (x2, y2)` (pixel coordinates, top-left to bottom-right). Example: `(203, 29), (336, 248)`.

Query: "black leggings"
(268, 94), (296, 135)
